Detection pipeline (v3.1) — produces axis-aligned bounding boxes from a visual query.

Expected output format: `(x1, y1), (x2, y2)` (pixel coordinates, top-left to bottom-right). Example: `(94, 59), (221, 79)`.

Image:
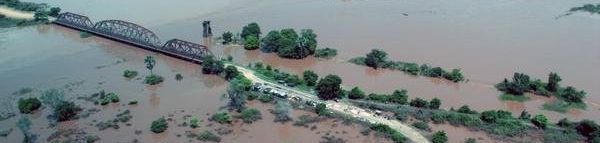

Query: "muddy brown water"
(1, 0), (600, 142)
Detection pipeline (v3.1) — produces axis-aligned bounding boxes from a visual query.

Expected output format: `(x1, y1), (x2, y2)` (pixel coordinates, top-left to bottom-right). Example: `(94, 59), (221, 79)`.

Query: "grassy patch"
(499, 94), (530, 102)
(542, 100), (586, 113)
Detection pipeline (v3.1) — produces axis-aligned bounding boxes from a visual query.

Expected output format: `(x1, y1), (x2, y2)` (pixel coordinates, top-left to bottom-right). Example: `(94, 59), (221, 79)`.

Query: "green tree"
(303, 70), (319, 86)
(240, 108), (262, 123)
(365, 49), (388, 69)
(531, 114), (549, 129)
(409, 98), (428, 108)
(201, 55), (224, 74)
(144, 56), (156, 74)
(315, 103), (328, 116)
(54, 101), (82, 122)
(348, 87), (366, 99)
(18, 98), (41, 114)
(390, 89), (408, 104)
(443, 69), (464, 82)
(224, 65), (240, 80)
(546, 72), (561, 92)
(222, 31), (233, 44)
(299, 29), (317, 54)
(211, 112), (232, 124)
(261, 31), (283, 52)
(429, 98), (441, 109)
(518, 110), (531, 120)
(244, 35), (260, 50)
(280, 28), (298, 40)
(190, 117), (199, 128)
(48, 7), (61, 17)
(150, 117), (168, 133)
(315, 75), (342, 100)
(559, 86), (586, 103)
(431, 131), (448, 143)
(241, 22), (261, 40)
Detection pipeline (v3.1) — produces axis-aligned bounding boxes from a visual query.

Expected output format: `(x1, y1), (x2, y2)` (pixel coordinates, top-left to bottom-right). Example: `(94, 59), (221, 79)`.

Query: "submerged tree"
(144, 56), (156, 74)
(364, 49), (388, 69)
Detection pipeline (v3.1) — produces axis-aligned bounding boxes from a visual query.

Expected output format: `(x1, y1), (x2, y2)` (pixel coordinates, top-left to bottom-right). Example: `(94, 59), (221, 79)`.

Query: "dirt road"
(233, 65), (430, 143)
(0, 6), (34, 20)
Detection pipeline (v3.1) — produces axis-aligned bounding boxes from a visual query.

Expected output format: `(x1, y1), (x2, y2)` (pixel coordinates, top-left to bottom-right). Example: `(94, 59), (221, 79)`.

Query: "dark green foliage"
(258, 94), (273, 103)
(410, 98), (429, 108)
(429, 98), (441, 109)
(464, 138), (477, 143)
(273, 101), (292, 123)
(197, 131), (221, 142)
(128, 100), (138, 105)
(246, 92), (259, 101)
(98, 92), (120, 105)
(480, 110), (512, 123)
(443, 69), (464, 82)
(190, 117), (199, 128)
(495, 73), (531, 95)
(224, 65), (240, 80)
(303, 70), (319, 86)
(150, 118), (168, 133)
(201, 55), (224, 74)
(487, 119), (527, 137)
(241, 22), (261, 40)
(211, 112), (232, 124)
(316, 75), (342, 100)
(123, 70), (138, 78)
(175, 73), (183, 81)
(557, 118), (573, 128)
(456, 105), (477, 114)
(518, 110), (531, 120)
(370, 124), (407, 143)
(390, 90), (408, 104)
(144, 74), (164, 85)
(431, 131), (448, 143)
(531, 114), (549, 129)
(222, 31), (233, 44)
(240, 108), (262, 123)
(558, 86), (586, 103)
(543, 128), (583, 143)
(364, 49), (388, 69)
(261, 31), (283, 52)
(569, 4), (600, 14)
(574, 120), (600, 139)
(244, 35), (260, 50)
(144, 56), (156, 74)
(18, 98), (41, 114)
(314, 48), (338, 59)
(546, 72), (561, 92)
(54, 101), (82, 122)
(315, 103), (328, 116)
(348, 87), (366, 99)
(412, 121), (430, 131)
(48, 7), (60, 17)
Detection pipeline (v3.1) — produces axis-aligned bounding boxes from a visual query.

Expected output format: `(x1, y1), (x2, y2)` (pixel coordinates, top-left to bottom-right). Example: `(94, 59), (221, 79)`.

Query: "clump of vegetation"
(293, 115), (322, 127)
(431, 131), (448, 143)
(496, 72), (586, 111)
(17, 98), (41, 114)
(244, 35), (260, 50)
(314, 48), (338, 59)
(128, 100), (138, 105)
(211, 112), (232, 124)
(98, 92), (120, 105)
(370, 123), (407, 143)
(201, 55), (224, 75)
(531, 114), (549, 129)
(123, 70), (138, 78)
(222, 31), (233, 44)
(569, 4), (600, 14)
(239, 108), (262, 123)
(261, 28), (318, 59)
(316, 74), (342, 100)
(197, 131), (221, 142)
(250, 62), (311, 90)
(175, 73), (183, 81)
(150, 118), (168, 133)
(144, 74), (164, 85)
(241, 22), (261, 41)
(303, 70), (319, 86)
(412, 121), (430, 131)
(190, 117), (200, 128)
(258, 94), (274, 103)
(349, 49), (464, 82)
(272, 101), (292, 123)
(54, 101), (82, 122)
(499, 93), (530, 102)
(315, 103), (329, 116)
(0, 0), (61, 27)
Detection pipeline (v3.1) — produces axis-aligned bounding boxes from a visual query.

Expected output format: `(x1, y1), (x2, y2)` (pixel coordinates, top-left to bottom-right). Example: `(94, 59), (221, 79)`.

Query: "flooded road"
(2, 0), (600, 142)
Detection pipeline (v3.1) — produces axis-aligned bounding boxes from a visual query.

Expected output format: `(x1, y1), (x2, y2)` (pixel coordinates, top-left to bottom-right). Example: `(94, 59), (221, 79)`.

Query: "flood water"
(1, 0), (600, 142)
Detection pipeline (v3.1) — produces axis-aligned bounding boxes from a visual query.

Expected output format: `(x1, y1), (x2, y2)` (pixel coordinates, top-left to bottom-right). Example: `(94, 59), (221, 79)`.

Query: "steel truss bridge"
(54, 12), (212, 63)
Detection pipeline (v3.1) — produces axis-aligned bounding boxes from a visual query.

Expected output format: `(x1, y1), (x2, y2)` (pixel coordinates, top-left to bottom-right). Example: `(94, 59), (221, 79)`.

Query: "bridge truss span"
(55, 12), (94, 30)
(162, 39), (212, 61)
(93, 20), (161, 47)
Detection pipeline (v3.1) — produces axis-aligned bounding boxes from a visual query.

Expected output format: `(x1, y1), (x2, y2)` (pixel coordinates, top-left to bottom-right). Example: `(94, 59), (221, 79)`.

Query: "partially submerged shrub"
(150, 118), (168, 133)
(18, 98), (41, 114)
(144, 74), (164, 85)
(240, 108), (262, 123)
(55, 101), (82, 122)
(211, 112), (232, 124)
(123, 70), (138, 78)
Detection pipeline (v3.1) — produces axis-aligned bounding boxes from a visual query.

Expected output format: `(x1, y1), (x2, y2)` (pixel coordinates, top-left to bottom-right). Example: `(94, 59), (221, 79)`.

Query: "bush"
(99, 92), (120, 105)
(531, 114), (549, 129)
(314, 48), (338, 59)
(410, 98), (429, 108)
(244, 35), (260, 50)
(222, 31), (233, 44)
(364, 49), (388, 69)
(144, 74), (164, 85)
(247, 92), (259, 101)
(412, 121), (430, 131)
(348, 87), (366, 99)
(128, 100), (138, 105)
(429, 98), (441, 109)
(224, 65), (240, 80)
(201, 55), (224, 74)
(431, 131), (448, 143)
(455, 105), (477, 114)
(150, 118), (168, 133)
(303, 70), (319, 86)
(464, 138), (477, 143)
(258, 94), (273, 103)
(197, 131), (221, 142)
(211, 112), (232, 124)
(480, 110), (512, 123)
(370, 124), (407, 143)
(54, 101), (82, 122)
(175, 73), (183, 81)
(18, 98), (41, 114)
(486, 119), (527, 137)
(123, 70), (138, 78)
(240, 108), (262, 123)
(316, 75), (342, 100)
(315, 103), (328, 116)
(190, 117), (199, 128)
(241, 22), (261, 40)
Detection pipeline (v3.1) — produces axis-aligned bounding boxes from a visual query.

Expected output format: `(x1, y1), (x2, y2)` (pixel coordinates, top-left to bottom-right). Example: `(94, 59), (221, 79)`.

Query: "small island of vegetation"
(350, 49), (464, 82)
(569, 3), (600, 15)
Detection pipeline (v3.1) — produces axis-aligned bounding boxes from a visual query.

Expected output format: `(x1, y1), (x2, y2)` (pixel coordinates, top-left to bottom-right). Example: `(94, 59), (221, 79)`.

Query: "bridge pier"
(202, 21), (212, 37)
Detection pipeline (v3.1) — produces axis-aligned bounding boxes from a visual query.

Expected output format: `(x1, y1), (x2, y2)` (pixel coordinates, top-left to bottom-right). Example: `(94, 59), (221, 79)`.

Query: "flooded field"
(2, 0), (600, 142)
